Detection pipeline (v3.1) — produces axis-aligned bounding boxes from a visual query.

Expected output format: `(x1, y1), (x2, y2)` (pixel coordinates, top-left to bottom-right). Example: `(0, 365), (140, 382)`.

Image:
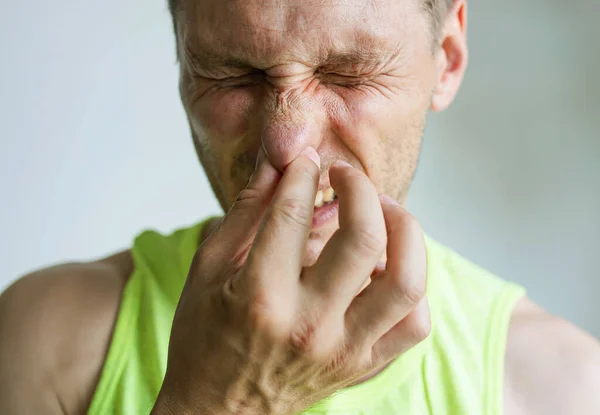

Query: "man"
(1, 0), (599, 413)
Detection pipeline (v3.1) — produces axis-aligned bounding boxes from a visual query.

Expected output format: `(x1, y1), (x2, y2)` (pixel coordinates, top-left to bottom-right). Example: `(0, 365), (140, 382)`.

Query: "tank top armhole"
(483, 283), (526, 415)
(87, 265), (142, 415)
(87, 220), (212, 414)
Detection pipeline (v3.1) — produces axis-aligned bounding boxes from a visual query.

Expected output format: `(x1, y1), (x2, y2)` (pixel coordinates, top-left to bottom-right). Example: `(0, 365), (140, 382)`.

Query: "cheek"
(326, 85), (428, 192)
(192, 88), (257, 141)
(331, 81), (432, 141)
(327, 87), (403, 162)
(328, 87), (406, 142)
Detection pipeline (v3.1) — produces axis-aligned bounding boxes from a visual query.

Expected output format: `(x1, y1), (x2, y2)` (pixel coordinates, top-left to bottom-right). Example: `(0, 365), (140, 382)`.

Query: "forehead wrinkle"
(183, 28), (405, 72)
(180, 7), (313, 70)
(181, 0), (411, 72)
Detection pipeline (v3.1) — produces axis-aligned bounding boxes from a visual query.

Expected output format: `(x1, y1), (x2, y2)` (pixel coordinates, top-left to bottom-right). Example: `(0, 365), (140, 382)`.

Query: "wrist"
(151, 383), (262, 415)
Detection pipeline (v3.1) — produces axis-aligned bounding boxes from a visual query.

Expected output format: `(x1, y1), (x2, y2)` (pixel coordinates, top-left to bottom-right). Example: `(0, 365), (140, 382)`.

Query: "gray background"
(1, 1), (598, 336)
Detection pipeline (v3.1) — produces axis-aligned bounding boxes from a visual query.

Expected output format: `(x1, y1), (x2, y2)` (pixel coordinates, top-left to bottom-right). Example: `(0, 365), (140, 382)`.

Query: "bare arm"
(505, 299), (600, 415)
(0, 255), (129, 415)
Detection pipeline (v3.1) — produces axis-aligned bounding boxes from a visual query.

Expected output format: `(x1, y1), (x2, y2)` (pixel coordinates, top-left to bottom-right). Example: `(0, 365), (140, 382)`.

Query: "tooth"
(323, 187), (335, 203)
(314, 190), (324, 208)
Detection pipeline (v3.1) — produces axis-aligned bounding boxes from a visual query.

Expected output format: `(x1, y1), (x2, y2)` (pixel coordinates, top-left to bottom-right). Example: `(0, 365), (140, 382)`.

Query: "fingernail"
(301, 147), (320, 168)
(255, 147), (266, 170)
(379, 194), (399, 206)
(334, 160), (353, 168)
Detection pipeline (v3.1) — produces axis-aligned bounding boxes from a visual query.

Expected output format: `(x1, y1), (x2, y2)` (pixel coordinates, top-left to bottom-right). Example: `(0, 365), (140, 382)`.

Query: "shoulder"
(0, 251), (132, 415)
(504, 297), (600, 415)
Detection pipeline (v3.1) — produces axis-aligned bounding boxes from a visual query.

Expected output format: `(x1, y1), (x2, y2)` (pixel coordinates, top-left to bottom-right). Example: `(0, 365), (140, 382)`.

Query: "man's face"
(176, 0), (462, 263)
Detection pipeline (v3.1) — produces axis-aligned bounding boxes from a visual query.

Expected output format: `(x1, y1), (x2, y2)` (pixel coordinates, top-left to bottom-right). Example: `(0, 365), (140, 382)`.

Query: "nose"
(260, 87), (325, 171)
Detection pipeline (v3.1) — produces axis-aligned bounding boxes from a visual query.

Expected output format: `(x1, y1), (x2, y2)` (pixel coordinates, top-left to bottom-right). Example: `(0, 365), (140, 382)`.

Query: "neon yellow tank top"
(88, 220), (525, 415)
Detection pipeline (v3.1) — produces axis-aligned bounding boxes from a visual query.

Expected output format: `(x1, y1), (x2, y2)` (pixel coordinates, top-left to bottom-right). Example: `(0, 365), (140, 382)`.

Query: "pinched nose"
(261, 120), (317, 170)
(260, 83), (326, 170)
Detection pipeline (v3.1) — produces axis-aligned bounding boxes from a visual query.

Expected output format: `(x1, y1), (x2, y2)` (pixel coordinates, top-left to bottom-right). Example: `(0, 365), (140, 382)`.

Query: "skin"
(177, 0), (449, 264)
(150, 153), (432, 414)
(1, 0), (599, 414)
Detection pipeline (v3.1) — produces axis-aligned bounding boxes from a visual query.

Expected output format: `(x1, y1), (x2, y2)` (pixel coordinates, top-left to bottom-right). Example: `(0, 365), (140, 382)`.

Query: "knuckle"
(289, 315), (337, 361)
(409, 312), (432, 342)
(349, 226), (386, 256)
(231, 187), (262, 211)
(396, 276), (426, 306)
(295, 160), (320, 181)
(247, 294), (290, 337)
(289, 318), (319, 356)
(271, 198), (312, 229)
(405, 301), (432, 342)
(387, 267), (427, 306)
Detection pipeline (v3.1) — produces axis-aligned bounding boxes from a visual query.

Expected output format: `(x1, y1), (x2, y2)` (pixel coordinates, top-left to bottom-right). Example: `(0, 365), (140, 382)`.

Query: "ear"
(431, 0), (468, 112)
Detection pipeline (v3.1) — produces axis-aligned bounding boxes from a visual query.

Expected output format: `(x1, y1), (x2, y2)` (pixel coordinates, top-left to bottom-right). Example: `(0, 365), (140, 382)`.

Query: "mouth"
(312, 186), (339, 229)
(314, 187), (337, 208)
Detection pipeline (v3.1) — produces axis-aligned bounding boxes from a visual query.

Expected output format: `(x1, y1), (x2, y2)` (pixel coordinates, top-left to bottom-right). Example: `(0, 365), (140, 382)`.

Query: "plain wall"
(1, 0), (598, 336)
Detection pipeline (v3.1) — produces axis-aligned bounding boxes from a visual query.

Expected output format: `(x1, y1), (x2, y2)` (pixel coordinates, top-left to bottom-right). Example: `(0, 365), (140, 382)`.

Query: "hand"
(153, 148), (430, 415)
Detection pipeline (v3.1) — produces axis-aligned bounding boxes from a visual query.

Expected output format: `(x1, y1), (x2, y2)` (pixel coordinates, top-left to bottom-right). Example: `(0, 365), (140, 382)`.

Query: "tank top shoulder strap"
(424, 237), (526, 415)
(88, 220), (210, 415)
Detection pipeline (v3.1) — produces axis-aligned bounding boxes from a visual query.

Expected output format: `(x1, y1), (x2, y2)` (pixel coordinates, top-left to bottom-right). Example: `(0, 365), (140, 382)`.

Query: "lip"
(312, 198), (339, 229)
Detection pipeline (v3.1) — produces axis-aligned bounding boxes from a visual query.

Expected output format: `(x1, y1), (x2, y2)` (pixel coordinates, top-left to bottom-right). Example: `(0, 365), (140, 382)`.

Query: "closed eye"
(317, 72), (370, 86)
(190, 69), (264, 89)
(219, 71), (265, 88)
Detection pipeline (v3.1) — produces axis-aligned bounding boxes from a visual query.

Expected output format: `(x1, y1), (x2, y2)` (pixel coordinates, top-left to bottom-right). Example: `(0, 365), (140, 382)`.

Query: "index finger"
(243, 147), (321, 292)
(195, 148), (281, 273)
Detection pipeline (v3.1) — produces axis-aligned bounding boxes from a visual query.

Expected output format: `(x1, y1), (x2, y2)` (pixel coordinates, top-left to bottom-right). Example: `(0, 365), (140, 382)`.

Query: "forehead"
(177, 0), (427, 69)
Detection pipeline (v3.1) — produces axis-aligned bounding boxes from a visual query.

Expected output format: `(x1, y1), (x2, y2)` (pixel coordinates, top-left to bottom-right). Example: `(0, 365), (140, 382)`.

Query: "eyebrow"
(183, 45), (254, 74)
(183, 44), (399, 74)
(320, 50), (394, 69)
